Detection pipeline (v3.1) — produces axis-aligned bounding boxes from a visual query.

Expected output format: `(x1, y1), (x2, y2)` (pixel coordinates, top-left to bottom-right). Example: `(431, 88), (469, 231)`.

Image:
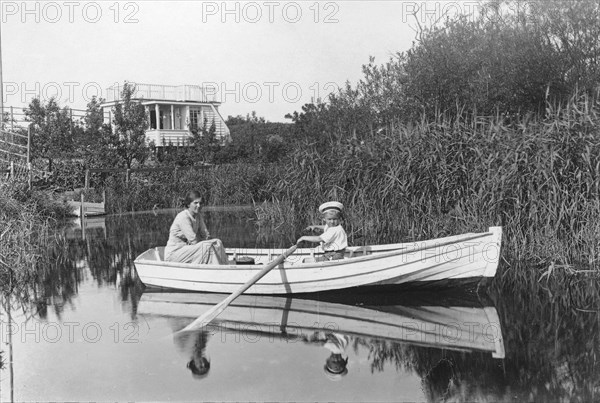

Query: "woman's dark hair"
(187, 357), (210, 378)
(183, 190), (203, 207)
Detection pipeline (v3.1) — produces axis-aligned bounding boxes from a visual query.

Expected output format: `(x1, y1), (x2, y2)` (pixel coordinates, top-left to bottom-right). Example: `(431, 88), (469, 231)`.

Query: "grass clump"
(0, 182), (71, 297)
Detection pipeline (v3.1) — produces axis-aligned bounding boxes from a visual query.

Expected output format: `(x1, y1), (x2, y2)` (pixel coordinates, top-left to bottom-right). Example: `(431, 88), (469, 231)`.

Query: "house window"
(174, 107), (183, 129)
(150, 108), (157, 129)
(190, 108), (203, 129)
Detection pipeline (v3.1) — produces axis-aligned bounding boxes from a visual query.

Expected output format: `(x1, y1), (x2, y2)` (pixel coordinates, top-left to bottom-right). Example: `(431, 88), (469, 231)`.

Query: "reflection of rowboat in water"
(134, 227), (503, 293)
(137, 290), (505, 359)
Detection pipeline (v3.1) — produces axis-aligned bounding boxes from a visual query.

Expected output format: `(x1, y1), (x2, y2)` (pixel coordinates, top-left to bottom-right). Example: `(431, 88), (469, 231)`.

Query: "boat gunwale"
(134, 231), (495, 272)
(141, 252), (480, 289)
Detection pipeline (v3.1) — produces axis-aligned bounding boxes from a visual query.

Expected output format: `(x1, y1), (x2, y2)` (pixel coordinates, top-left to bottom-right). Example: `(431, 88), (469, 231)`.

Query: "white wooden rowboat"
(66, 190), (106, 217)
(133, 227), (502, 293)
(137, 291), (505, 358)
(67, 200), (106, 217)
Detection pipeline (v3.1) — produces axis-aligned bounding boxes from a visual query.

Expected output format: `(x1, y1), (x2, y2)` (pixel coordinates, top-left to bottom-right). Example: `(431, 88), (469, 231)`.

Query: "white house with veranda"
(100, 83), (231, 146)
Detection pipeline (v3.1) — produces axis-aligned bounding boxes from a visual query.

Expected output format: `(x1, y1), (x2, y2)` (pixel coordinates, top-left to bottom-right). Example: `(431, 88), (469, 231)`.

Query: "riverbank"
(0, 182), (71, 297)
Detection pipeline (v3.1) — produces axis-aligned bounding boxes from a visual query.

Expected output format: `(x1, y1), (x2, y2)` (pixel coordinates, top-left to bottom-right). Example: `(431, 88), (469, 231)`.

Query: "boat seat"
(348, 246), (370, 258)
(303, 248), (317, 264)
(154, 247), (164, 261)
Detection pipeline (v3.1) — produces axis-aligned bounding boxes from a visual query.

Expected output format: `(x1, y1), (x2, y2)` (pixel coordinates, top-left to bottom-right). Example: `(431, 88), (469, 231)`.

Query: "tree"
(189, 117), (220, 163)
(400, 9), (565, 118)
(517, 0), (600, 94)
(110, 83), (149, 169)
(285, 102), (332, 146)
(81, 96), (120, 168)
(224, 112), (294, 162)
(24, 97), (75, 170)
(84, 96), (105, 137)
(398, 0), (600, 119)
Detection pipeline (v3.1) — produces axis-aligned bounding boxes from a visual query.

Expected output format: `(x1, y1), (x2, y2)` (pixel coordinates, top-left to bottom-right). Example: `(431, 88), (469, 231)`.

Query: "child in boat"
(165, 190), (228, 264)
(296, 201), (348, 262)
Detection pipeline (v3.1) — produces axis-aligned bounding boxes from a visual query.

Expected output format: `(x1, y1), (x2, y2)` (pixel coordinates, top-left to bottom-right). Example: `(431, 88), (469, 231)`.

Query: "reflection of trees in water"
(492, 268), (600, 402)
(350, 269), (600, 402)
(32, 240), (86, 320)
(29, 212), (176, 319)
(84, 213), (175, 316)
(349, 337), (505, 401)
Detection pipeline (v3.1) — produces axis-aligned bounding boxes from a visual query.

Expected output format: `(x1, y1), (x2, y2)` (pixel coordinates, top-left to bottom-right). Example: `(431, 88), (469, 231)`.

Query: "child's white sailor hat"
(318, 201), (344, 214)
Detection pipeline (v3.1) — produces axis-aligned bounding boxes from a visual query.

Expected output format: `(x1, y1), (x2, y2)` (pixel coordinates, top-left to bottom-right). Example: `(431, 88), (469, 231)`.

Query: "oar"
(175, 244), (298, 334)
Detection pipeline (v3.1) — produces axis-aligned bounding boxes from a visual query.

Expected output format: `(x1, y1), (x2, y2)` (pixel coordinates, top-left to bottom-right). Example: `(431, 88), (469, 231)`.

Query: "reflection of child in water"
(305, 331), (349, 381)
(423, 358), (458, 401)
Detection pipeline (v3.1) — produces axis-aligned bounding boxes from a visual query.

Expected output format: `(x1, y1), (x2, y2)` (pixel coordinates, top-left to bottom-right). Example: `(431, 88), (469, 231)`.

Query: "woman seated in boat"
(296, 201), (348, 262)
(165, 190), (228, 265)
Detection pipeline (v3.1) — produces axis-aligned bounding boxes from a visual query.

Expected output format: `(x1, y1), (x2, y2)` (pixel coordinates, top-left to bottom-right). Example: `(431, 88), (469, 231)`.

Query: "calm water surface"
(1, 209), (598, 402)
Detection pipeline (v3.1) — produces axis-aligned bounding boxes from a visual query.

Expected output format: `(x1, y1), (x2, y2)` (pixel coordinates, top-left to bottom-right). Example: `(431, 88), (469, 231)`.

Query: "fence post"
(81, 209), (87, 241)
(27, 126), (31, 164)
(27, 162), (32, 190)
(85, 169), (90, 191)
(9, 161), (14, 179)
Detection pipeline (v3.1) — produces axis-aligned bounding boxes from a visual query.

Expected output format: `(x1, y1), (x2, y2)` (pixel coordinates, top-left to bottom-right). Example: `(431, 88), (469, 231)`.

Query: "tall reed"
(261, 92), (600, 270)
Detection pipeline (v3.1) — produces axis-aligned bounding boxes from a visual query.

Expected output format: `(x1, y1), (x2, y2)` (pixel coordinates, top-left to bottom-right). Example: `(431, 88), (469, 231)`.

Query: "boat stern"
(482, 226), (502, 278)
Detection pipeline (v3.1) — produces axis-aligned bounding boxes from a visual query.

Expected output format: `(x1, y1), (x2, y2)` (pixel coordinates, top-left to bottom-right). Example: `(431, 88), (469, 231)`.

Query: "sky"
(1, 1), (482, 122)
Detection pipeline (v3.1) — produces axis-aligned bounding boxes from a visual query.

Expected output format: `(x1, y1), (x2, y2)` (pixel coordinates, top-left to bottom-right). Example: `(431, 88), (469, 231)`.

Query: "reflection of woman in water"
(174, 330), (211, 380)
(187, 331), (211, 379)
(305, 331), (350, 381)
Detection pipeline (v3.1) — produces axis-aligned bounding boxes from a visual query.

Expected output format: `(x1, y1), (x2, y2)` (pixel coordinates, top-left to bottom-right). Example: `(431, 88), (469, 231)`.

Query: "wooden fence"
(0, 127), (34, 187)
